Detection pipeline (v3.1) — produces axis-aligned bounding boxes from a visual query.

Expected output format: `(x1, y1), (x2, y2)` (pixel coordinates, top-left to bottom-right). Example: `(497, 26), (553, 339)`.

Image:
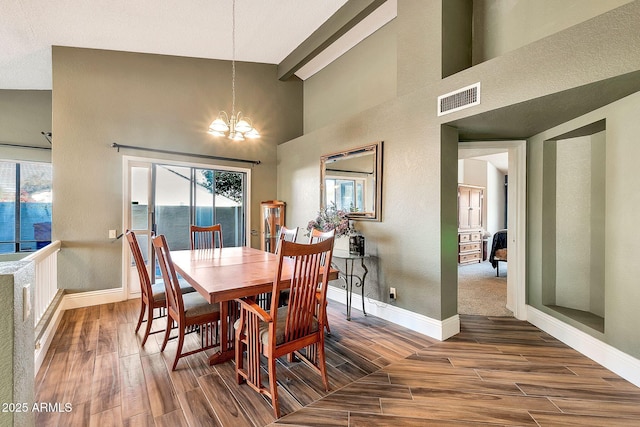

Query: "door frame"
(122, 154), (252, 299)
(458, 140), (527, 320)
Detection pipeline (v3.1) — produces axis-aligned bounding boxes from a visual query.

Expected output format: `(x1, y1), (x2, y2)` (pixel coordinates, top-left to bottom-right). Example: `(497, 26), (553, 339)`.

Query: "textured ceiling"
(0, 0), (348, 89)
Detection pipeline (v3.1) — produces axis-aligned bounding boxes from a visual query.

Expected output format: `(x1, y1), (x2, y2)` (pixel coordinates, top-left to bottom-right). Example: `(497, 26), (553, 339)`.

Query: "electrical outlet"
(109, 229), (117, 239)
(389, 287), (397, 300)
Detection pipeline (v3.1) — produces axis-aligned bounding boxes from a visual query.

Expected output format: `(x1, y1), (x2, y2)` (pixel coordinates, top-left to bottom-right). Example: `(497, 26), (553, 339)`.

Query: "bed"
(490, 229), (508, 277)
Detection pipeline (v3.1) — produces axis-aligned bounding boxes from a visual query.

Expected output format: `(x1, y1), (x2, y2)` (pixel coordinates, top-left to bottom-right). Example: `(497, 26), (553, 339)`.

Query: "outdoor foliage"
(201, 170), (243, 203)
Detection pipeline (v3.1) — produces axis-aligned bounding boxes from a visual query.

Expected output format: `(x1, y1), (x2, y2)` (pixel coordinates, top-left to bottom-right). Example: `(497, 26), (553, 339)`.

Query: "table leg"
(360, 258), (368, 316)
(208, 300), (237, 365)
(345, 259), (354, 321)
(336, 257), (368, 321)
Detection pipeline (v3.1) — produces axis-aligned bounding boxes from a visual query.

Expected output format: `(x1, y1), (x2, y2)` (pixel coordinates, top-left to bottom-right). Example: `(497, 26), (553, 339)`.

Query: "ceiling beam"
(277, 0), (387, 81)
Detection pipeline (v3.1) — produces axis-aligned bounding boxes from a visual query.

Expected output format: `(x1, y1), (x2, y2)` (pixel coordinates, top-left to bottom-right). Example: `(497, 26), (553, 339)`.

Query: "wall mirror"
(320, 141), (382, 221)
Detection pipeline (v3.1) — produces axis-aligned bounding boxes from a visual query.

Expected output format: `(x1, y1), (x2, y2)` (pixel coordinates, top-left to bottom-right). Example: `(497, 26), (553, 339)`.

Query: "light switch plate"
(109, 229), (117, 239)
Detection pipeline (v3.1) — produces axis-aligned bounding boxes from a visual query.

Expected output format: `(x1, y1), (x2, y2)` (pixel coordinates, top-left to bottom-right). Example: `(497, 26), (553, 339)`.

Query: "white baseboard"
(34, 303), (65, 374)
(527, 305), (640, 388)
(327, 285), (459, 341)
(62, 287), (126, 310)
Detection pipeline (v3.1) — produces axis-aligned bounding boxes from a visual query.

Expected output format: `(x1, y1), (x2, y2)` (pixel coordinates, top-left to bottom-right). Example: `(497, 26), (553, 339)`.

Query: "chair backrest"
(275, 226), (298, 254)
(308, 228), (335, 244)
(270, 238), (335, 343)
(308, 228), (335, 265)
(190, 224), (223, 249)
(125, 230), (153, 301)
(152, 234), (184, 321)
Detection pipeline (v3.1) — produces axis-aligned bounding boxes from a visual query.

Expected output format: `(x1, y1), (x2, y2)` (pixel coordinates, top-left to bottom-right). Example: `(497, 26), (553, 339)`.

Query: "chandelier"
(208, 0), (260, 141)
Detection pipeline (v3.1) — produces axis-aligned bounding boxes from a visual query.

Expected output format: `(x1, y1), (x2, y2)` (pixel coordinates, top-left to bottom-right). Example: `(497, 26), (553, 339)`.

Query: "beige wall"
(485, 161), (506, 235)
(460, 159), (487, 188)
(281, 1), (447, 317)
(0, 90), (52, 162)
(555, 136), (596, 311)
(0, 272), (14, 427)
(303, 21), (397, 133)
(0, 261), (35, 427)
(52, 47), (302, 291)
(279, 0), (640, 336)
(590, 131), (606, 317)
(528, 92), (640, 358)
(280, 96), (447, 316)
(473, 0), (633, 64)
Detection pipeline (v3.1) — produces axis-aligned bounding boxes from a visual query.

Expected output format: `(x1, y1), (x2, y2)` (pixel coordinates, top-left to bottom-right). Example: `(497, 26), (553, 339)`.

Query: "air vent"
(437, 82), (481, 116)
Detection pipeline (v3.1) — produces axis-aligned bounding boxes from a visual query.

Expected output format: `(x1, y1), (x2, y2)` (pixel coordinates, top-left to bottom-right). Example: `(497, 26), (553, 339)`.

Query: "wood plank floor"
(35, 300), (640, 426)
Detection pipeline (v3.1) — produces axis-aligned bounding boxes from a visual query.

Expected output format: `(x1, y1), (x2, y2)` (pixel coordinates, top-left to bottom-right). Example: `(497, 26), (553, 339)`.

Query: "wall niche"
(541, 120), (606, 332)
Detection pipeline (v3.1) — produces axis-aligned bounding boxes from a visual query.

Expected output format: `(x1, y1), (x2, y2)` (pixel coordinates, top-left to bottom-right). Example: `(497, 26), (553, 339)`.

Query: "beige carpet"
(458, 260), (512, 317)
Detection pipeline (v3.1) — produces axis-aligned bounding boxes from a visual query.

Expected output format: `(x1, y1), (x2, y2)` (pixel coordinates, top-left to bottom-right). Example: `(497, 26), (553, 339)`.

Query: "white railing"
(24, 240), (61, 327)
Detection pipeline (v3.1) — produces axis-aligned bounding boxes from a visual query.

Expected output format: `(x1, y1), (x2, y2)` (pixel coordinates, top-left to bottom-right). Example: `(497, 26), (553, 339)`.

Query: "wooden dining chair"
(275, 225), (298, 254)
(126, 230), (195, 346)
(234, 237), (335, 418)
(190, 224), (223, 249)
(275, 226), (299, 307)
(308, 228), (335, 244)
(309, 228), (335, 334)
(152, 234), (221, 370)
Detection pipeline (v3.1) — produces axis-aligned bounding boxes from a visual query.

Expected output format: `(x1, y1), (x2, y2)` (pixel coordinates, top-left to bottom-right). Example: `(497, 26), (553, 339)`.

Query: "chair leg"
(172, 329), (185, 371)
(268, 355), (280, 418)
(316, 293), (331, 336)
(235, 331), (246, 384)
(160, 316), (172, 351)
(496, 262), (500, 277)
(324, 302), (331, 335)
(318, 336), (329, 392)
(141, 304), (155, 346)
(135, 300), (146, 333)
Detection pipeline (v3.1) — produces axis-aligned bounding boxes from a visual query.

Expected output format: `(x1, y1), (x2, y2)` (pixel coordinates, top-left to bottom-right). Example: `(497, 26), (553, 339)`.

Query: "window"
(0, 161), (52, 253)
(153, 165), (246, 250)
(325, 178), (365, 212)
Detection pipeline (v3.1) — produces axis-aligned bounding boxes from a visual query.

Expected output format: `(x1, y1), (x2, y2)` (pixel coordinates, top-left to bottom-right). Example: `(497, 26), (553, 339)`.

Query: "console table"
(332, 249), (369, 321)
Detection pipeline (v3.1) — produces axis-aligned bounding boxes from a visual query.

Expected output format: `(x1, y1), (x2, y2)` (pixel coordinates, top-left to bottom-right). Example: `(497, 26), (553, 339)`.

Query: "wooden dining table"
(171, 246), (338, 365)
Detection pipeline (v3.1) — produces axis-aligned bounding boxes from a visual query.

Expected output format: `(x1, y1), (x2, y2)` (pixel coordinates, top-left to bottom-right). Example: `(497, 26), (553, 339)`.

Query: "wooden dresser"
(458, 230), (482, 264)
(458, 184), (484, 264)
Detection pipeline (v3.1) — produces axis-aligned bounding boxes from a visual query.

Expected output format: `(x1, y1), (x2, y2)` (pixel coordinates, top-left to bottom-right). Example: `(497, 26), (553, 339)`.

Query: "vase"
(334, 236), (349, 252)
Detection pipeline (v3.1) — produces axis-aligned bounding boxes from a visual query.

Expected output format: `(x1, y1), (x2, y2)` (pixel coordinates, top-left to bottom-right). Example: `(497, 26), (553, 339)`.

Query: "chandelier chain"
(231, 0), (236, 117)
(207, 0), (259, 140)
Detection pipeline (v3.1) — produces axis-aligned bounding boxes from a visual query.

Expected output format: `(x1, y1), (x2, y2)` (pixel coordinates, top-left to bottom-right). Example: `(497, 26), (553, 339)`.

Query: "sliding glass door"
(126, 159), (248, 293)
(153, 164), (192, 250)
(154, 165), (246, 250)
(127, 163), (154, 293)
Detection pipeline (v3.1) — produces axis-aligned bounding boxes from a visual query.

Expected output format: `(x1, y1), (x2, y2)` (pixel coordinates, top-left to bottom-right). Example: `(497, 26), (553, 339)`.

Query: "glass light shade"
(209, 117), (229, 133)
(229, 131), (245, 141)
(244, 128), (260, 139)
(235, 118), (252, 133)
(207, 111), (259, 139)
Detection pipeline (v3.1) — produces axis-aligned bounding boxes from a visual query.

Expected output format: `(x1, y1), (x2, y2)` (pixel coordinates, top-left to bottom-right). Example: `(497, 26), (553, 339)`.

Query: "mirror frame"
(320, 141), (383, 221)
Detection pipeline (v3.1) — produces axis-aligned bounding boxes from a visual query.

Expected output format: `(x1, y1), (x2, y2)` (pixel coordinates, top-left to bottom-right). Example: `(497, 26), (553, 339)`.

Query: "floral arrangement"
(306, 203), (351, 237)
